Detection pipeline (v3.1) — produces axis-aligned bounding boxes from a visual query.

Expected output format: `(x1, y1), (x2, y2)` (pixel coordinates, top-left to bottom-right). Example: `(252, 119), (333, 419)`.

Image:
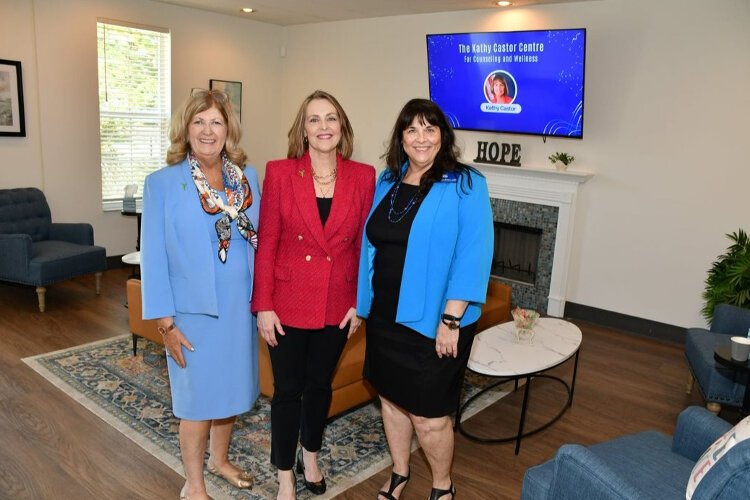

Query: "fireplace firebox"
(491, 222), (542, 285)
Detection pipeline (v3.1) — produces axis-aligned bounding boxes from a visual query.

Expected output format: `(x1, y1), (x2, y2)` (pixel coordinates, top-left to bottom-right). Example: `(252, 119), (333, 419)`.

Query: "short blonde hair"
(286, 90), (354, 160)
(166, 90), (247, 166)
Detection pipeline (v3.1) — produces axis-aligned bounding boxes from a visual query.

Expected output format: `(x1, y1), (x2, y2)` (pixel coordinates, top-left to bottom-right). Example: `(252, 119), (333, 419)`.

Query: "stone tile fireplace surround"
(474, 164), (592, 317)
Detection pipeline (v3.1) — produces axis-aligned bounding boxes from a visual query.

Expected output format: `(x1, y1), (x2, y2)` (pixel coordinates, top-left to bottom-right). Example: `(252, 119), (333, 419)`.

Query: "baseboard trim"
(564, 302), (686, 344)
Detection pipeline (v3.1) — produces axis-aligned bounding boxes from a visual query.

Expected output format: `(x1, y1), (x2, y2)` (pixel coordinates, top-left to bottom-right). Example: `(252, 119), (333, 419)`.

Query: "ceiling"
(151, 0), (596, 26)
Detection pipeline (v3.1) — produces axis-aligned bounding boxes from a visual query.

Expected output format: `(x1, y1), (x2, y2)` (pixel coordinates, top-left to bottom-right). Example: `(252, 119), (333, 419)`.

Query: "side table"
(456, 318), (582, 454)
(714, 345), (750, 416)
(121, 209), (142, 251)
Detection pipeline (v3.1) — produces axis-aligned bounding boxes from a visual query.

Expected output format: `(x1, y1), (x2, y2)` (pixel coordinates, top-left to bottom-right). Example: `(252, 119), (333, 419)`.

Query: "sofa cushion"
(331, 324), (367, 390)
(687, 414), (750, 499)
(29, 240), (107, 285)
(0, 188), (51, 242)
(587, 431), (694, 499)
(712, 304), (750, 336)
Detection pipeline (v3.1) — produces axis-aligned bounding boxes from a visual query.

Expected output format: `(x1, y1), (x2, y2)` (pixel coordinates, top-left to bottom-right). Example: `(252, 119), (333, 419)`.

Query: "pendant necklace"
(387, 176), (422, 223)
(313, 166), (337, 198)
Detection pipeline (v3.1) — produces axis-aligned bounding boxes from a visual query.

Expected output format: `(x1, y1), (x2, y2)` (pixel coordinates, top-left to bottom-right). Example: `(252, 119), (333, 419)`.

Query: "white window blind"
(97, 20), (171, 210)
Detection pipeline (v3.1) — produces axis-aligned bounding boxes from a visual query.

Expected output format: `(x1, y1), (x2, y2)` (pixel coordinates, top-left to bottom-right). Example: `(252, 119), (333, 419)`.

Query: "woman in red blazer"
(252, 90), (375, 499)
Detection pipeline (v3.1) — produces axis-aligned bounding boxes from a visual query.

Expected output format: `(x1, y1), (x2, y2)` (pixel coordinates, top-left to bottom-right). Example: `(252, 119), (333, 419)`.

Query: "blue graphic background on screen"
(427, 29), (585, 137)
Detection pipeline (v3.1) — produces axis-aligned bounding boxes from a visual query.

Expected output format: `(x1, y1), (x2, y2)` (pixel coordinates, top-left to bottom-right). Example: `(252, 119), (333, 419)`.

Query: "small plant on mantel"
(548, 152), (575, 166)
(702, 229), (750, 322)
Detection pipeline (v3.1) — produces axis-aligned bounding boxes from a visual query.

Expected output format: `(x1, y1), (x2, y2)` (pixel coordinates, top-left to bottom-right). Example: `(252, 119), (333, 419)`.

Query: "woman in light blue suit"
(357, 99), (493, 500)
(141, 90), (259, 500)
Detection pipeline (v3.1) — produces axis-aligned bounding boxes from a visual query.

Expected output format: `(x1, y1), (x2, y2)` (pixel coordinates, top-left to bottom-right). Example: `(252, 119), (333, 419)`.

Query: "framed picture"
(0, 59), (25, 137)
(209, 79), (242, 121)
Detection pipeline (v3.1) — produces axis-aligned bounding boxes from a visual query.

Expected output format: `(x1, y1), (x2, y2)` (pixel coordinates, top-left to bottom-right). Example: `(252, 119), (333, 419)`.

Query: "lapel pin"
(181, 182), (187, 190)
(299, 169), (305, 178)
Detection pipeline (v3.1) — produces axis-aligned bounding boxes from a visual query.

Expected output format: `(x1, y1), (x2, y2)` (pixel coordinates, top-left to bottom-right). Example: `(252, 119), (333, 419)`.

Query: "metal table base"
(455, 349), (580, 454)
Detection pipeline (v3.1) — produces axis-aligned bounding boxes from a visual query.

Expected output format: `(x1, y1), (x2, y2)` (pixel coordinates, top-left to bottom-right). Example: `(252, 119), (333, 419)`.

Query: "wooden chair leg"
(686, 374), (695, 395)
(36, 286), (46, 312)
(95, 272), (102, 295)
(706, 402), (721, 415)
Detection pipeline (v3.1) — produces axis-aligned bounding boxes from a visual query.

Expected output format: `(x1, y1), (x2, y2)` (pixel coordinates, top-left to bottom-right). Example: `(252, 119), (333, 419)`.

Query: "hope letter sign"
(474, 141), (521, 167)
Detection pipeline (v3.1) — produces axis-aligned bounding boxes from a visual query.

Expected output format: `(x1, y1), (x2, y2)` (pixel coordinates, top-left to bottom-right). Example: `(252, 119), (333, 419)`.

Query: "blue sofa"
(521, 406), (750, 499)
(0, 188), (107, 311)
(685, 304), (750, 410)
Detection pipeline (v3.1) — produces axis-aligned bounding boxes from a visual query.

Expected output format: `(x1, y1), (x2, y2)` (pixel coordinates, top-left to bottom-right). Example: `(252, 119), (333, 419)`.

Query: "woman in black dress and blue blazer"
(357, 99), (493, 500)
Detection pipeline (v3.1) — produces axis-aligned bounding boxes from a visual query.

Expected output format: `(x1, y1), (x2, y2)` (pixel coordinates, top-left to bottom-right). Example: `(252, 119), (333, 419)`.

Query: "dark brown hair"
(492, 73), (509, 97)
(382, 98), (474, 194)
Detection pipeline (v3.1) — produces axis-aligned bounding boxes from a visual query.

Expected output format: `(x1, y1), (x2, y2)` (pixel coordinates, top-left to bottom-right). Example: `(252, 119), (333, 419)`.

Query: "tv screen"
(427, 29), (586, 138)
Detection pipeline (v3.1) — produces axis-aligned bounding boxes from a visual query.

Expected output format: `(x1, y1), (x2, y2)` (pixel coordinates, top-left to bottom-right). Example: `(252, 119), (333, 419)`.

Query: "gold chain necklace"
(312, 166), (337, 185)
(316, 178), (335, 198)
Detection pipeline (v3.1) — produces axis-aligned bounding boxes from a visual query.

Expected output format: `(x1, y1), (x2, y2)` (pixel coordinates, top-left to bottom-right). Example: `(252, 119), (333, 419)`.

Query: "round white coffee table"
(457, 318), (582, 454)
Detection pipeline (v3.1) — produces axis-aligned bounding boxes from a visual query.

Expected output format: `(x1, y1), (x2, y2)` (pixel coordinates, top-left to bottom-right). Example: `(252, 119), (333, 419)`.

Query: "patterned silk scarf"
(189, 152), (258, 263)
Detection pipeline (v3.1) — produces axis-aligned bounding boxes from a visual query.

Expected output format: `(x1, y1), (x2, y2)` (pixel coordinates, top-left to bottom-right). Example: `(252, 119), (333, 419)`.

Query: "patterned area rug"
(23, 335), (510, 499)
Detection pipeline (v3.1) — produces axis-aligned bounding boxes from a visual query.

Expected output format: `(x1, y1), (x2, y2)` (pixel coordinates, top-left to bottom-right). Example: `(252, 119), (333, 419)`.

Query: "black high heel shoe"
(428, 482), (456, 500)
(295, 448), (326, 495)
(377, 469), (410, 500)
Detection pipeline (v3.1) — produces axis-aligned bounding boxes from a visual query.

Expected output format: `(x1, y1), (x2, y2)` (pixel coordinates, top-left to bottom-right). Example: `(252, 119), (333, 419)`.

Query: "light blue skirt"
(166, 220), (258, 420)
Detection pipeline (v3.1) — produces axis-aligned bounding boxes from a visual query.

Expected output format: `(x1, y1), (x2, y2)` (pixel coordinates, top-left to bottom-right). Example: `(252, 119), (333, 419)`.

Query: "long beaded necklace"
(387, 176), (422, 223)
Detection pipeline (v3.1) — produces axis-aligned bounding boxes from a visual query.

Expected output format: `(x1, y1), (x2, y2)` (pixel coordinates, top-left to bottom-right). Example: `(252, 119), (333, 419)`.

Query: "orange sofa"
(257, 279), (512, 417)
(126, 278), (163, 356)
(126, 278), (512, 418)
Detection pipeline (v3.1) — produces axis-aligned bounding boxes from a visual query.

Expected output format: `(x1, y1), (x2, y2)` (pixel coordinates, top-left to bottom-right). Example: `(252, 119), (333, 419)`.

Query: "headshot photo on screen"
(484, 71), (516, 104)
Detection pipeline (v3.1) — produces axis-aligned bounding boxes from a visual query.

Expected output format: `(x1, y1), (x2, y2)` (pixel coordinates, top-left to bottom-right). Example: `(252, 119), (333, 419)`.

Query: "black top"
(316, 196), (333, 227)
(366, 182), (428, 321)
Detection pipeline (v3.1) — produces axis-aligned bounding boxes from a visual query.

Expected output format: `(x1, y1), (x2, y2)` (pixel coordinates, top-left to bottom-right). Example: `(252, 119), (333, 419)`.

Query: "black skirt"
(363, 316), (477, 418)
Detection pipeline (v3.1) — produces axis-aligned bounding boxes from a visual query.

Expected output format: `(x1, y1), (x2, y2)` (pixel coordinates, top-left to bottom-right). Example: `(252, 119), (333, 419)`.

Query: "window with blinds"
(97, 20), (171, 210)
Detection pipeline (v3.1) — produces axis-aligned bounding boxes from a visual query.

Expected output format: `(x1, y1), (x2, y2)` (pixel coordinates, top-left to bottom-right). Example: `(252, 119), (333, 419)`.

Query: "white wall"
(2, 0), (748, 328)
(0, 0), (284, 255)
(280, 0), (750, 328)
(0, 0), (43, 187)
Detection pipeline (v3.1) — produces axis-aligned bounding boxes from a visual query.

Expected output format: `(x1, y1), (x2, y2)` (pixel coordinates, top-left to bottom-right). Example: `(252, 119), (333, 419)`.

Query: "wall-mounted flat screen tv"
(427, 29), (586, 138)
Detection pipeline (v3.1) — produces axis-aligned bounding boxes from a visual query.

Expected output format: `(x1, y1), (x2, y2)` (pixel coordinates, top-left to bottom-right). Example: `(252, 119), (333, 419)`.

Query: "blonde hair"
(286, 90), (354, 160)
(166, 90), (247, 166)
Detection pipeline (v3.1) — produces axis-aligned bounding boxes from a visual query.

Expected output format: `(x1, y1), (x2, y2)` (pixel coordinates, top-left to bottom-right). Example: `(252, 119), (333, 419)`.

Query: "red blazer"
(252, 152), (375, 329)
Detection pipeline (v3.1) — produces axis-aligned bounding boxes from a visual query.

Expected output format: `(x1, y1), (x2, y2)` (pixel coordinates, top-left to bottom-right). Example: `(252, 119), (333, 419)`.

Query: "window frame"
(97, 19), (171, 211)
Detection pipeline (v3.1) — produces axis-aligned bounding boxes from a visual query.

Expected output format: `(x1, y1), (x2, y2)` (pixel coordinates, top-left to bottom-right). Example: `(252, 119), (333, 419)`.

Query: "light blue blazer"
(357, 167), (494, 339)
(140, 158), (261, 319)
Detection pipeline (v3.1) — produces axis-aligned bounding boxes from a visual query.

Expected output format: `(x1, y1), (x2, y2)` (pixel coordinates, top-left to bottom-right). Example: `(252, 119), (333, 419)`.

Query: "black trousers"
(268, 324), (348, 470)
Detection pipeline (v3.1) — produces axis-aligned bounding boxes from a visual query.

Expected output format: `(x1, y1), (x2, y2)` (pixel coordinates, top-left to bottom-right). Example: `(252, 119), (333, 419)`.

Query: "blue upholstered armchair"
(521, 406), (750, 499)
(0, 188), (107, 311)
(685, 304), (750, 412)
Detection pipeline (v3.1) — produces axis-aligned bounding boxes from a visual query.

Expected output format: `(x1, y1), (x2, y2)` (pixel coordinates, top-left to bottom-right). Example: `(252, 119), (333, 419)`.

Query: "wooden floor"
(0, 269), (726, 499)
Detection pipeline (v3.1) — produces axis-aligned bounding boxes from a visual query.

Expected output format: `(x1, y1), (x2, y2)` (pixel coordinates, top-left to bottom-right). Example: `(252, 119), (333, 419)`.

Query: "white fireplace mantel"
(473, 163), (593, 317)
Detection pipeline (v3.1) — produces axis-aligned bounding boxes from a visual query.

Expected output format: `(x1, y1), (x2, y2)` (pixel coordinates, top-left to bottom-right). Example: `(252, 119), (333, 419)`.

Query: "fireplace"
(491, 198), (558, 312)
(473, 163), (593, 316)
(492, 222), (542, 285)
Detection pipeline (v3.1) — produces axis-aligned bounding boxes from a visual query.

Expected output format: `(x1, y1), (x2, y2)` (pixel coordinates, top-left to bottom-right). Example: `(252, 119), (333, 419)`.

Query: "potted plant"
(702, 229), (750, 322)
(548, 152), (575, 171)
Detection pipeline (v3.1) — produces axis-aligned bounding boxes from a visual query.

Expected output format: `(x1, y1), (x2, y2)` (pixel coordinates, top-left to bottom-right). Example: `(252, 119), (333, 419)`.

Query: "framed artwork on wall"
(209, 79), (242, 121)
(0, 59), (25, 137)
